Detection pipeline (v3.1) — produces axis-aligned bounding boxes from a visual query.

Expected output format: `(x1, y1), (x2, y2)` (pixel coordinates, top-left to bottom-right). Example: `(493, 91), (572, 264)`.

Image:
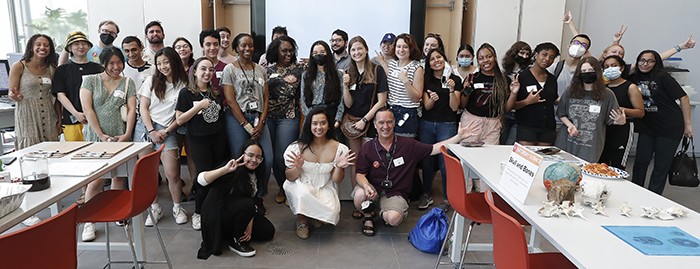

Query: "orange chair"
(0, 204), (79, 268)
(77, 144), (172, 268)
(485, 190), (577, 269)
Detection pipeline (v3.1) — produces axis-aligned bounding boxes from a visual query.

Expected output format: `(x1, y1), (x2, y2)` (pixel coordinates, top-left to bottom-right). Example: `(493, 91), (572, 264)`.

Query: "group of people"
(6, 10), (696, 259)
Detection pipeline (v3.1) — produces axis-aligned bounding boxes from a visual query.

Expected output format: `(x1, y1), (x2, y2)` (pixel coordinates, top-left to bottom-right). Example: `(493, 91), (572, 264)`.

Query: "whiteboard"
(265, 0), (411, 57)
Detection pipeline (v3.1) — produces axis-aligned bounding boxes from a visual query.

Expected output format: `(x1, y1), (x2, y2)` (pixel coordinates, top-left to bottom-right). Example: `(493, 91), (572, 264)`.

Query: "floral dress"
(80, 74), (136, 141)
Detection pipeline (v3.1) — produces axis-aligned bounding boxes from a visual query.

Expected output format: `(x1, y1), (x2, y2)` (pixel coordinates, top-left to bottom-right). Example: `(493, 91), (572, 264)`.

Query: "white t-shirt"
(123, 62), (155, 92)
(138, 76), (183, 126)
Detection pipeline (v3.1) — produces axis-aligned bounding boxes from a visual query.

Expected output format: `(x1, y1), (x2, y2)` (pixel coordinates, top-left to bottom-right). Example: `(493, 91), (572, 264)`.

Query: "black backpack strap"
(553, 60), (565, 79)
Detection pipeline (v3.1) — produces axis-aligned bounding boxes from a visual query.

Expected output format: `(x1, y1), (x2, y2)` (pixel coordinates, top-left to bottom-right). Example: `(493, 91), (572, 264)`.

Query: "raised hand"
(563, 10), (573, 24)
(525, 89), (546, 105)
(446, 78), (456, 91)
(285, 150), (304, 169)
(335, 149), (356, 169)
(510, 74), (520, 94)
(613, 25), (627, 44)
(427, 90), (439, 102)
(680, 35), (696, 50)
(343, 72), (351, 87)
(224, 155), (245, 173)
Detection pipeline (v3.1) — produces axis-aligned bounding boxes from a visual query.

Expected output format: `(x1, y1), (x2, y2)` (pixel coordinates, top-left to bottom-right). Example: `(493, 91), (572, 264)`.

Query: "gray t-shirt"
(221, 63), (268, 113)
(555, 88), (619, 162)
(300, 70), (345, 122)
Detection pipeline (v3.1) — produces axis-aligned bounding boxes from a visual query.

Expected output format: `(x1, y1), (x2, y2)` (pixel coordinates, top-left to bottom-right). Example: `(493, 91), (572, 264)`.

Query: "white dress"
(283, 142), (348, 225)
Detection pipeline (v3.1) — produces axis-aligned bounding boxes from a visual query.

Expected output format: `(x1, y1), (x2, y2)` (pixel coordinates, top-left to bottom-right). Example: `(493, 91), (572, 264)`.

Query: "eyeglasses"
(99, 29), (117, 37)
(329, 38), (343, 44)
(571, 40), (589, 49)
(638, 59), (656, 65)
(244, 152), (264, 161)
(174, 44), (190, 50)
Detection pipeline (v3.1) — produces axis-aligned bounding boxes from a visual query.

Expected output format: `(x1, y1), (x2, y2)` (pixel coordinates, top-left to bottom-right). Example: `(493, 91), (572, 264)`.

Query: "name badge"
(270, 73), (281, 79)
(257, 77), (265, 85)
(216, 71), (223, 78)
(113, 90), (126, 99)
(589, 105), (601, 113)
(393, 157), (405, 167)
(526, 85), (538, 93)
(474, 83), (485, 89)
(390, 70), (399, 77)
(349, 84), (356, 91)
(248, 102), (259, 110)
(41, 77), (52, 85)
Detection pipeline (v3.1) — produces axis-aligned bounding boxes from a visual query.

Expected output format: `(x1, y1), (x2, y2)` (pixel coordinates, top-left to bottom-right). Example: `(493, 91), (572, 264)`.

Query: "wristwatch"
(361, 117), (369, 123)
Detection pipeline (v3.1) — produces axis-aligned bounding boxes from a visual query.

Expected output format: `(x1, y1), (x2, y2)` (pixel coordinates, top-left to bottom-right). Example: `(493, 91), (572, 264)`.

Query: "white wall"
(87, 0), (202, 58)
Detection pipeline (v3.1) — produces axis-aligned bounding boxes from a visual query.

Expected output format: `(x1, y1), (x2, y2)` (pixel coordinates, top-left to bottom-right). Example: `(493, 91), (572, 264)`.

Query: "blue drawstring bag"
(408, 207), (449, 254)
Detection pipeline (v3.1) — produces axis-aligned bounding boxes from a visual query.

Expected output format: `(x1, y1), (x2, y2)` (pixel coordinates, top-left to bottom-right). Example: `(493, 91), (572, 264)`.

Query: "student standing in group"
(173, 37), (195, 72)
(221, 33), (274, 213)
(217, 27), (237, 64)
(135, 47), (189, 226)
(172, 36), (198, 199)
(121, 36), (155, 92)
(500, 41), (532, 145)
(301, 41), (345, 127)
(264, 36), (303, 205)
(176, 57), (230, 231)
(53, 31), (103, 142)
(79, 47), (137, 241)
(386, 33), (424, 138)
(452, 44), (477, 82)
(421, 33), (445, 65)
(58, 20), (122, 65)
(199, 30), (227, 94)
(630, 50), (693, 195)
(143, 21), (166, 65)
(371, 33), (396, 70)
(341, 36), (388, 215)
(330, 29), (351, 70)
(417, 48), (462, 210)
(258, 26), (288, 67)
(506, 42), (560, 146)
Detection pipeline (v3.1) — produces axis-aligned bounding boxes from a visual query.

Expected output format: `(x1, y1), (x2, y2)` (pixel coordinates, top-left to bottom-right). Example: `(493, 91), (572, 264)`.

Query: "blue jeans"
(390, 105), (418, 137)
(225, 111), (274, 197)
(418, 120), (457, 199)
(267, 117), (300, 188)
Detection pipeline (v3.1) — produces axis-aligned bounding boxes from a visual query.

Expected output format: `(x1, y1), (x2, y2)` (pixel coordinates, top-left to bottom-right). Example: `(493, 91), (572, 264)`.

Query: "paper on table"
(48, 161), (109, 177)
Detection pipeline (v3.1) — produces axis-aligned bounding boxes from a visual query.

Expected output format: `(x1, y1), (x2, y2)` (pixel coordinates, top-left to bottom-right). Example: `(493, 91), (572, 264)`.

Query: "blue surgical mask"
(603, 66), (622, 80)
(457, 57), (472, 67)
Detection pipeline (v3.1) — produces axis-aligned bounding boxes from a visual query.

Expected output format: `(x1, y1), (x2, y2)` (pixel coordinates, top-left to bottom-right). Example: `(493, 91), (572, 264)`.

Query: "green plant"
(26, 7), (88, 52)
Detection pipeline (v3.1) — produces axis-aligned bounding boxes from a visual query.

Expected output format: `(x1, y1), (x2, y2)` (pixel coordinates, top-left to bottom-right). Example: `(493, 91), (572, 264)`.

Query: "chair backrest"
(485, 190), (529, 269)
(440, 146), (491, 223)
(0, 204), (78, 268)
(129, 144), (164, 217)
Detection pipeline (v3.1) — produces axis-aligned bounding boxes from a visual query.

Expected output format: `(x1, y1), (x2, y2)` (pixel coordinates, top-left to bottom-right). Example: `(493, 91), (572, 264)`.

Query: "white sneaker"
(82, 222), (96, 242)
(192, 213), (201, 230)
(173, 207), (188, 225)
(145, 204), (163, 227)
(22, 215), (41, 226)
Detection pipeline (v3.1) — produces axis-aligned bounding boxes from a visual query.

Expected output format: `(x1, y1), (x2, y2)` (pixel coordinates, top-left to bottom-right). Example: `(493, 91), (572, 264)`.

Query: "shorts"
(460, 111), (501, 145)
(133, 119), (179, 152)
(62, 123), (84, 141)
(352, 185), (409, 218)
(390, 105), (418, 138)
(516, 125), (556, 145)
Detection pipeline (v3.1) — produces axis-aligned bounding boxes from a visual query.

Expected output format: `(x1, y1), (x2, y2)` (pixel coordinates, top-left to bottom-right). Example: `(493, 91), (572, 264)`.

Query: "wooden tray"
(71, 142), (134, 159)
(30, 142), (93, 158)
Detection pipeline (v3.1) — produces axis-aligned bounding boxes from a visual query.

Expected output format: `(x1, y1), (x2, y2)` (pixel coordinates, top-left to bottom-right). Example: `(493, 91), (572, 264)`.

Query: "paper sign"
(500, 143), (543, 204)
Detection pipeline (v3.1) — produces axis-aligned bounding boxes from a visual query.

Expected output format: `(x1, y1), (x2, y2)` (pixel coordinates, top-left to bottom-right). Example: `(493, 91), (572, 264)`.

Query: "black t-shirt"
(346, 65), (389, 117)
(422, 73), (462, 122)
(175, 87), (225, 137)
(51, 61), (103, 124)
(514, 68), (558, 129)
(464, 71), (510, 118)
(630, 71), (686, 139)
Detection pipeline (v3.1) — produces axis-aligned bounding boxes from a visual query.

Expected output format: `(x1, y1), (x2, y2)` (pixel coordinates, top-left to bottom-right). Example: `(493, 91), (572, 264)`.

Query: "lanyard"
(373, 136), (397, 181)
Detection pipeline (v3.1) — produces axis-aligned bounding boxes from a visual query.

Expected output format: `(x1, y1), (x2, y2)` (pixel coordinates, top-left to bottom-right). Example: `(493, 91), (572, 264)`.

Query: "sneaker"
(145, 204), (163, 227)
(173, 207), (188, 225)
(228, 237), (256, 257)
(82, 222), (96, 242)
(417, 194), (434, 210)
(275, 190), (286, 204)
(21, 215), (41, 226)
(115, 220), (126, 226)
(192, 213), (201, 230)
(255, 198), (267, 215)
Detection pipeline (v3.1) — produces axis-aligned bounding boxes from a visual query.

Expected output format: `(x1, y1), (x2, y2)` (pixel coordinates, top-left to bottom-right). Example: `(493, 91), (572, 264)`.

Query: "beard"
(333, 46), (346, 55)
(148, 37), (164, 44)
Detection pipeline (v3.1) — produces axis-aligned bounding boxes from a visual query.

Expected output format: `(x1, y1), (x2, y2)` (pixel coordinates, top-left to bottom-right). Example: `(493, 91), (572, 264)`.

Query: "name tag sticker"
(349, 84), (356, 91)
(248, 102), (258, 110)
(113, 90), (126, 99)
(257, 77), (265, 85)
(526, 85), (538, 93)
(390, 70), (399, 77)
(270, 73), (281, 79)
(41, 77), (52, 85)
(589, 105), (601, 113)
(474, 83), (485, 89)
(216, 71), (223, 78)
(393, 157), (405, 167)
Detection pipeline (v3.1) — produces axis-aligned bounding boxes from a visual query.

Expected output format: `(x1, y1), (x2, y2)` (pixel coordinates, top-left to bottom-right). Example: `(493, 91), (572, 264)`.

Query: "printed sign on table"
(500, 143), (543, 204)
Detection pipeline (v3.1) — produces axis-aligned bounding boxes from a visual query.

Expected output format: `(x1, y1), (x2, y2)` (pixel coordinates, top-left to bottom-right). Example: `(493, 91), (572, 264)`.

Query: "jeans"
(267, 117), (300, 188)
(225, 111), (274, 197)
(418, 119), (457, 199)
(632, 133), (681, 195)
(390, 105), (418, 137)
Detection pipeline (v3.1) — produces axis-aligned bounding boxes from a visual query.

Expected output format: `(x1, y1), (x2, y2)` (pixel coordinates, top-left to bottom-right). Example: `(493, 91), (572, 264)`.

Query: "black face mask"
(312, 54), (326, 65)
(515, 55), (530, 66)
(100, 33), (115, 45)
(580, 72), (597, 84)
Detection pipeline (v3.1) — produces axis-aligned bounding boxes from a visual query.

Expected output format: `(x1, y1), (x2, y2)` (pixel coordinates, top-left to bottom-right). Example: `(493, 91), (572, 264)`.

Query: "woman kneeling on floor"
(197, 139), (275, 259)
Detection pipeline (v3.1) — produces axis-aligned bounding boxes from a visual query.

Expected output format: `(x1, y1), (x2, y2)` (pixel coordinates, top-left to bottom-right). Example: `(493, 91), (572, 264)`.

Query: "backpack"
(553, 60), (566, 79)
(408, 207), (449, 254)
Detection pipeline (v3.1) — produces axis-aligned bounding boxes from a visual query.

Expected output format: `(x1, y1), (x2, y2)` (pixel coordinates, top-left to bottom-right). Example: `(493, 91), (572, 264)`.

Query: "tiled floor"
(14, 158), (700, 269)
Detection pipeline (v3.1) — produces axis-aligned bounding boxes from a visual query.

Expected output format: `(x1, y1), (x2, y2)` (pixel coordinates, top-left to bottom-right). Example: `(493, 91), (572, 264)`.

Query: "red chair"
(77, 144), (172, 268)
(0, 204), (79, 268)
(485, 190), (577, 269)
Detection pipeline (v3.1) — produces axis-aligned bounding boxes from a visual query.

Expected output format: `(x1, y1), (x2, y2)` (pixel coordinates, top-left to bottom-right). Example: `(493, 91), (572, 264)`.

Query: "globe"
(543, 161), (582, 190)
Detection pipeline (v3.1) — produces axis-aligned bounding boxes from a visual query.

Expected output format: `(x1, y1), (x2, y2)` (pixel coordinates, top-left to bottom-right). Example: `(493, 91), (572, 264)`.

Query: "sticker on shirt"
(113, 90), (126, 99)
(270, 73), (281, 79)
(393, 157), (405, 167)
(248, 102), (258, 110)
(257, 77), (265, 86)
(40, 77), (52, 85)
(390, 70), (399, 78)
(473, 83), (485, 89)
(589, 105), (601, 113)
(216, 71), (223, 79)
(526, 85), (538, 93)
(349, 84), (356, 91)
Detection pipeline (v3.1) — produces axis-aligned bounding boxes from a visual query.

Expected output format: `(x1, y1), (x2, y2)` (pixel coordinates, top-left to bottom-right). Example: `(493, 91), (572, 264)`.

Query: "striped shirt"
(387, 59), (421, 108)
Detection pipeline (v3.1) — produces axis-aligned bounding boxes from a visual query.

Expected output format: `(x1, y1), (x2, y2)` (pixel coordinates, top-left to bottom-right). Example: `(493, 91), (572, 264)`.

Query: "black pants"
(632, 133), (681, 195)
(222, 197), (275, 241)
(189, 131), (230, 214)
(599, 123), (633, 169)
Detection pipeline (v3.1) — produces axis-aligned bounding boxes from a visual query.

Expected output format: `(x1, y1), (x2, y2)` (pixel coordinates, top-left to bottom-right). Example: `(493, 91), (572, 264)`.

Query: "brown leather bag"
(340, 65), (378, 139)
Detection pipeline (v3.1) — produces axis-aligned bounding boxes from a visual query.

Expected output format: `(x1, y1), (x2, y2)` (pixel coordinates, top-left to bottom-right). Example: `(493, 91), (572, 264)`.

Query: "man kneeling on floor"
(352, 107), (477, 236)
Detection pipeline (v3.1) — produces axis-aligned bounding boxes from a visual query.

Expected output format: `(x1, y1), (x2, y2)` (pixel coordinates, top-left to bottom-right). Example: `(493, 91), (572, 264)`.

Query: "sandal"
(296, 222), (310, 239)
(352, 209), (363, 219)
(361, 216), (376, 236)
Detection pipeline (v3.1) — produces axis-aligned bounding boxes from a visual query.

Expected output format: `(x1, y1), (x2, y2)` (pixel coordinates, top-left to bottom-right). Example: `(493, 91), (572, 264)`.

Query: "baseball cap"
(65, 31), (93, 52)
(381, 33), (396, 44)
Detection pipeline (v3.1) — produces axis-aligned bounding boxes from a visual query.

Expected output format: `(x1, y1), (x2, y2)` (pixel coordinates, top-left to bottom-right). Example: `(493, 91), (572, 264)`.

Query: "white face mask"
(603, 66), (622, 80)
(568, 44), (586, 58)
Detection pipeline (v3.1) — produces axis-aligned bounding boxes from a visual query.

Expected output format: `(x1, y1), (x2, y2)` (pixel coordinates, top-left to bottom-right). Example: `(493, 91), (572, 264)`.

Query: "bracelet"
(147, 129), (155, 133)
(675, 45), (682, 52)
(361, 117), (368, 123)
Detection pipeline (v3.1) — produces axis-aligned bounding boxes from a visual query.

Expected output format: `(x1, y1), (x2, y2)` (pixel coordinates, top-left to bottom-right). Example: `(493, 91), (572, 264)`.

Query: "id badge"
(216, 71), (223, 78)
(526, 85), (538, 93)
(113, 90), (126, 99)
(589, 105), (601, 113)
(393, 157), (405, 167)
(41, 77), (52, 85)
(248, 102), (259, 110)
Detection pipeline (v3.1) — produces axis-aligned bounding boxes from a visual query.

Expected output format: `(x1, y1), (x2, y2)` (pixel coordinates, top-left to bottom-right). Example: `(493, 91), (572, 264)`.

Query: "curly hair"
(502, 41), (531, 76)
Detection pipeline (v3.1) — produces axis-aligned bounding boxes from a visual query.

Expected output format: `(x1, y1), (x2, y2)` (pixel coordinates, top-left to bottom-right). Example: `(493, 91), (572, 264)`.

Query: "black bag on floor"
(668, 137), (700, 187)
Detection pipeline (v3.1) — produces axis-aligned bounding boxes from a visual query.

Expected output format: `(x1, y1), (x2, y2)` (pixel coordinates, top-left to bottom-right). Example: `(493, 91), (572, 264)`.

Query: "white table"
(447, 144), (700, 269)
(0, 142), (151, 259)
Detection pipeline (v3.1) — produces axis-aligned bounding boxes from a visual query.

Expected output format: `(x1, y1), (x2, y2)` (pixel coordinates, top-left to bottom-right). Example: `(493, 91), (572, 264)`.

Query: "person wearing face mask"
(452, 44), (477, 82)
(500, 41), (532, 145)
(548, 34), (592, 98)
(59, 20), (123, 66)
(301, 41), (345, 128)
(598, 56), (645, 169)
(555, 57), (626, 163)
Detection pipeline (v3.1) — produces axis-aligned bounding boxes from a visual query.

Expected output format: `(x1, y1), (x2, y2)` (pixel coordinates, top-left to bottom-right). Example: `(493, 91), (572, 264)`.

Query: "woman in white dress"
(284, 107), (355, 239)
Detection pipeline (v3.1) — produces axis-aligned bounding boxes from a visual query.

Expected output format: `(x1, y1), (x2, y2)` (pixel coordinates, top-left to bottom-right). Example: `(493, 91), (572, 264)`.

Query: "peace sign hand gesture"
(509, 74), (520, 94)
(224, 155), (246, 173)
